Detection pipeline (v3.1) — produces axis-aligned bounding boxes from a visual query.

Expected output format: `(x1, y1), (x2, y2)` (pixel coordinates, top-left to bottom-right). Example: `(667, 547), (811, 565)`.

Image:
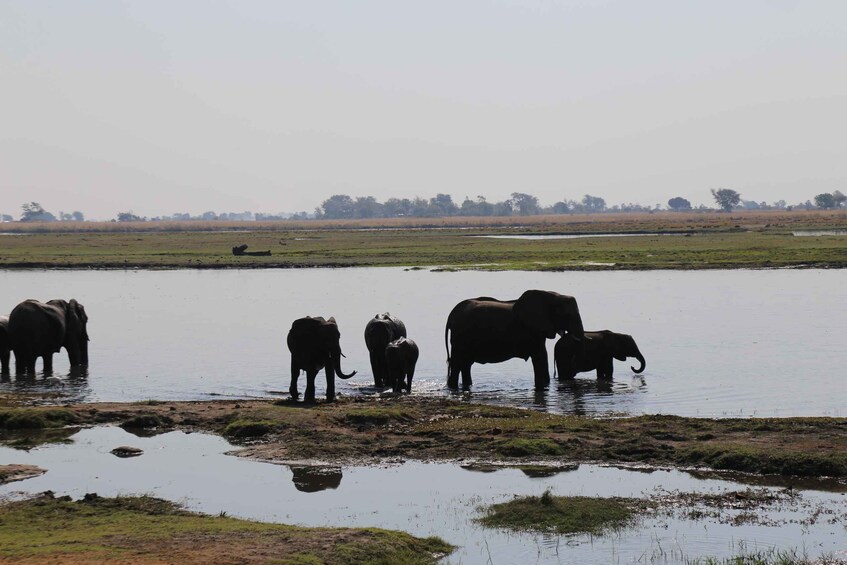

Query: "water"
(2, 427), (845, 564)
(1, 268), (845, 417)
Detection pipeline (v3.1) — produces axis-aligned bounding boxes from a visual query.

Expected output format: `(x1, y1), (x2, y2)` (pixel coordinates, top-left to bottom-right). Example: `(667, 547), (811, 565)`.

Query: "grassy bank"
(0, 493), (452, 564)
(1, 210), (845, 270)
(4, 397), (846, 479)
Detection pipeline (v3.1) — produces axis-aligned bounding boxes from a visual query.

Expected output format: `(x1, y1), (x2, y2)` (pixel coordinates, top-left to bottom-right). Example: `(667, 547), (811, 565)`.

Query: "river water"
(1, 428), (845, 564)
(0, 268), (845, 417)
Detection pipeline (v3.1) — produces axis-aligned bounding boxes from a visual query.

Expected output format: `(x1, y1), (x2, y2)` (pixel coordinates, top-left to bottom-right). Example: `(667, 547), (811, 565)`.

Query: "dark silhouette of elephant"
(554, 330), (645, 380)
(287, 316), (357, 402)
(385, 337), (419, 394)
(445, 290), (585, 390)
(8, 299), (89, 375)
(289, 465), (343, 492)
(0, 316), (10, 374)
(364, 313), (407, 388)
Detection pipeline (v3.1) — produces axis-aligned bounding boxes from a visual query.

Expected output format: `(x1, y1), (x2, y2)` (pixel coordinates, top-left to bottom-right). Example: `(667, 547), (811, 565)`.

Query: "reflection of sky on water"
(1, 268), (845, 417)
(1, 427), (845, 564)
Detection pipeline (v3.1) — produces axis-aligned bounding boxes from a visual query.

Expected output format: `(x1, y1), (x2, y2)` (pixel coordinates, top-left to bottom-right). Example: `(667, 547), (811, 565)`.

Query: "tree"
(581, 194), (606, 212)
(21, 202), (56, 222)
(427, 194), (458, 216)
(318, 195), (355, 219)
(384, 198), (412, 217)
(117, 211), (144, 222)
(814, 193), (836, 209)
(510, 192), (539, 216)
(667, 197), (692, 211)
(550, 201), (571, 214)
(352, 196), (384, 219)
(711, 188), (741, 212)
(833, 190), (846, 208)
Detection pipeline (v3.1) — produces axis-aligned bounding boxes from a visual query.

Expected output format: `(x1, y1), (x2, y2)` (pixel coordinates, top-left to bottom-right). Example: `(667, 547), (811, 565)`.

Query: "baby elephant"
(555, 330), (645, 380)
(385, 337), (419, 393)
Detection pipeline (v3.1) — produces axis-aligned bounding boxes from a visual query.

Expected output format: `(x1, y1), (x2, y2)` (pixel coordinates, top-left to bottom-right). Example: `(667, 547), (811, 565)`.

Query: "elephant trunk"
(631, 352), (645, 374)
(334, 350), (357, 380)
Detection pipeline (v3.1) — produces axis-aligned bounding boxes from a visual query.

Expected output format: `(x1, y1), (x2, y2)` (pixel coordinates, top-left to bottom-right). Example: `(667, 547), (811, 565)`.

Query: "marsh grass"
(0, 494), (453, 564)
(2, 210), (845, 270)
(478, 490), (642, 535)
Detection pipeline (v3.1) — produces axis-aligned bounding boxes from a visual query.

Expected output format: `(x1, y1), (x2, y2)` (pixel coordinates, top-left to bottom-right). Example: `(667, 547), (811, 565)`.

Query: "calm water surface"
(2, 428), (845, 564)
(0, 268), (844, 417)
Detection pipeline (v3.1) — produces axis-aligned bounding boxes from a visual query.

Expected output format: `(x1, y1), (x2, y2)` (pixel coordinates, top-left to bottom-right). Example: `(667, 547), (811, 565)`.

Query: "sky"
(2, 0), (846, 220)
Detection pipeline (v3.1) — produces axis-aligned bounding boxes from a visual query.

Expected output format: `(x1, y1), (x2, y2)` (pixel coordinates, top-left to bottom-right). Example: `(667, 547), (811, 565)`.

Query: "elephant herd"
(0, 299), (90, 376)
(286, 289), (645, 402)
(1, 290), (646, 403)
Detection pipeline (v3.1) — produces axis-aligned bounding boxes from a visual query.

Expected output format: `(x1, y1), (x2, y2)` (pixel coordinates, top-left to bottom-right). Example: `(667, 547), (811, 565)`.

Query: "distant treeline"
(4, 189), (845, 223)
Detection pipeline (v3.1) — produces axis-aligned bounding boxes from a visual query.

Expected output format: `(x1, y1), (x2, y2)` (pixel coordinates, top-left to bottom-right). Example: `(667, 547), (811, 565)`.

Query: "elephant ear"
(513, 290), (558, 338)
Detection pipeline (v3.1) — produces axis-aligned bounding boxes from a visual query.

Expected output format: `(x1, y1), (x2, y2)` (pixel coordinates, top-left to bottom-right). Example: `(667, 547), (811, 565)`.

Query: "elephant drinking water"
(287, 316), (357, 403)
(554, 330), (645, 380)
(8, 299), (89, 375)
(445, 289), (585, 390)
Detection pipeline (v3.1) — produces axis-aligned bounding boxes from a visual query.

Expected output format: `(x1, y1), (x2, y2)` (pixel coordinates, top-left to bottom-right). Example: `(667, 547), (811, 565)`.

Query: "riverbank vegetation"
(1, 210), (845, 270)
(3, 396), (846, 480)
(0, 493), (453, 564)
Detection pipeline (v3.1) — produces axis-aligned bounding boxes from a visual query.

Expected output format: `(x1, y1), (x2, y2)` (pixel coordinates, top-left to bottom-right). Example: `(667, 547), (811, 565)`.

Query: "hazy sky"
(2, 1), (846, 219)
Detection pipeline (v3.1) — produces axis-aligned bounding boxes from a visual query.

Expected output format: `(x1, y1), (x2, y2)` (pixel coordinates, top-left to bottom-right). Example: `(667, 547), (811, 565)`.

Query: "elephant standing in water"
(8, 299), (89, 375)
(385, 337), (419, 394)
(0, 316), (10, 374)
(287, 316), (357, 403)
(445, 290), (585, 390)
(364, 313), (407, 388)
(555, 330), (645, 380)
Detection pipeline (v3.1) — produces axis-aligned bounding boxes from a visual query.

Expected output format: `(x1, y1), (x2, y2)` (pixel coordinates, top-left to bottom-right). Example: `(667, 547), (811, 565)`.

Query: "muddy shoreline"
(4, 395), (846, 481)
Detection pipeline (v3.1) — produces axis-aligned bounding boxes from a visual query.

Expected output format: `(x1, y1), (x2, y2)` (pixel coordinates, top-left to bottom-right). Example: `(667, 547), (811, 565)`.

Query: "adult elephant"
(445, 290), (585, 390)
(364, 313), (407, 388)
(0, 316), (10, 374)
(554, 330), (645, 380)
(8, 299), (89, 375)
(287, 316), (357, 403)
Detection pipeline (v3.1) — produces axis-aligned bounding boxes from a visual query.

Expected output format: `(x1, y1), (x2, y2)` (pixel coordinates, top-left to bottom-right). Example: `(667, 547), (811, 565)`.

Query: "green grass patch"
(0, 408), (78, 430)
(0, 494), (453, 564)
(119, 413), (170, 430)
(478, 490), (642, 535)
(497, 438), (564, 457)
(677, 444), (847, 477)
(345, 407), (418, 426)
(223, 419), (276, 438)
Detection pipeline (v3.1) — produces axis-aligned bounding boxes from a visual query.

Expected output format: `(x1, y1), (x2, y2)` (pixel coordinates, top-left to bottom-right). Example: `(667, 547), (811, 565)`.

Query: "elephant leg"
(531, 347), (550, 388)
(369, 351), (383, 387)
(460, 364), (472, 390)
(42, 354), (53, 375)
(598, 357), (614, 380)
(0, 351), (9, 374)
(325, 367), (336, 402)
(405, 365), (415, 393)
(447, 361), (461, 389)
(289, 360), (300, 399)
(304, 370), (317, 403)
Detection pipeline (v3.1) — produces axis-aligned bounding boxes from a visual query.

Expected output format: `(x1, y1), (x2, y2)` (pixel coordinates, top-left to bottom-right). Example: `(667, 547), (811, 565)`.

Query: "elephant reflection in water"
(289, 465), (343, 492)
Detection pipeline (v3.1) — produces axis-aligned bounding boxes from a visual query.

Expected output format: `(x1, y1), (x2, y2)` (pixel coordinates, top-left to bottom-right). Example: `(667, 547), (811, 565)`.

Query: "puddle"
(474, 233), (681, 240)
(1, 427), (845, 563)
(793, 230), (847, 236)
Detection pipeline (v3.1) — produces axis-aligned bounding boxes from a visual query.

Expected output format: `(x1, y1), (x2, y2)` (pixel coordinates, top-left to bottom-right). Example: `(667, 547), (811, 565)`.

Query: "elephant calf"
(9, 298), (89, 375)
(364, 313), (407, 388)
(385, 337), (419, 394)
(555, 330), (645, 381)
